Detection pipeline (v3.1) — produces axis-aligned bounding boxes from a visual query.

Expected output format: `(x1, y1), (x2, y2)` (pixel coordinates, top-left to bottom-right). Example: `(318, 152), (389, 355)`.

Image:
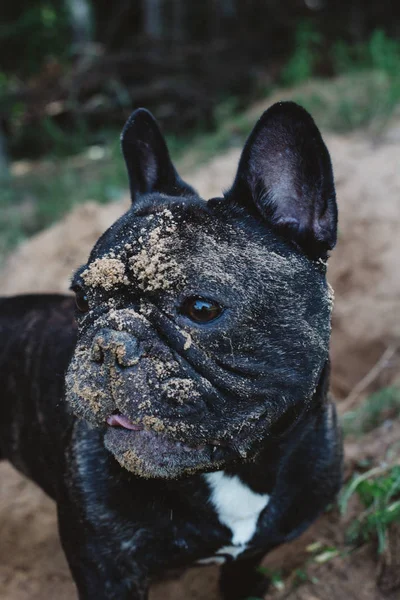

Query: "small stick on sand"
(343, 344), (399, 410)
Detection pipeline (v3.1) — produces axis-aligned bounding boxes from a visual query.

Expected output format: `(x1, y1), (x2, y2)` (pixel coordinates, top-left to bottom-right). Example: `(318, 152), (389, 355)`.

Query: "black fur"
(0, 103), (342, 600)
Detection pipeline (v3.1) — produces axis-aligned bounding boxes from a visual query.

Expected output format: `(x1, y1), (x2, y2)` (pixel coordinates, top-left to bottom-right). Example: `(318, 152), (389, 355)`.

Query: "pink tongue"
(106, 414), (143, 431)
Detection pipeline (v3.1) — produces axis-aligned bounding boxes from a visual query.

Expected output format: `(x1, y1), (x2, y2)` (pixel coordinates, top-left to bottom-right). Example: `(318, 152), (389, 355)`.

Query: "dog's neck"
(216, 359), (331, 495)
(95, 359), (331, 502)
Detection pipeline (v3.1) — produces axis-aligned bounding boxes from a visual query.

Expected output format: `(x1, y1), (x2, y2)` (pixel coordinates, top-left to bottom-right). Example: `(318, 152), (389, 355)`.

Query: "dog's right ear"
(121, 109), (195, 203)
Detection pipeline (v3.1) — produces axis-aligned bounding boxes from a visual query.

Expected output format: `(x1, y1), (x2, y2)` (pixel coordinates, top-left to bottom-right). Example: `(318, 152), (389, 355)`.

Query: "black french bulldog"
(0, 102), (342, 600)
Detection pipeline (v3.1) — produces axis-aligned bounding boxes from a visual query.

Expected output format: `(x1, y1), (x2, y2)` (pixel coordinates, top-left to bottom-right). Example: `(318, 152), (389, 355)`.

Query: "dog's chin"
(103, 426), (232, 479)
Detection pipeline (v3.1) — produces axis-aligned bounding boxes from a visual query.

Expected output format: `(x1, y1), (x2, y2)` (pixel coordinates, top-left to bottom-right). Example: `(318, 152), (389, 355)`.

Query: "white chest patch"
(197, 471), (270, 564)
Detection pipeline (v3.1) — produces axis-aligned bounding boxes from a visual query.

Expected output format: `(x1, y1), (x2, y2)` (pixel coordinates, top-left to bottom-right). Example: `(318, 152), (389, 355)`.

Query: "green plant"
(333, 29), (400, 75)
(339, 464), (400, 553)
(255, 544), (336, 596)
(292, 70), (399, 133)
(0, 2), (71, 76)
(288, 29), (400, 132)
(292, 567), (319, 586)
(0, 106), (254, 264)
(257, 566), (285, 591)
(0, 133), (128, 263)
(342, 386), (400, 436)
(281, 23), (323, 86)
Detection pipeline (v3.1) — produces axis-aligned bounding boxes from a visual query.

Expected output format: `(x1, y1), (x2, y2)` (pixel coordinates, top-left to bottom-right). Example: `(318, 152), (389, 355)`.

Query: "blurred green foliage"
(285, 28), (400, 132)
(339, 386), (400, 555)
(283, 27), (400, 85)
(281, 22), (323, 86)
(0, 2), (70, 76)
(0, 136), (126, 264)
(11, 116), (90, 159)
(340, 465), (400, 553)
(1, 5), (400, 262)
(0, 105), (257, 264)
(342, 387), (400, 437)
(333, 29), (400, 77)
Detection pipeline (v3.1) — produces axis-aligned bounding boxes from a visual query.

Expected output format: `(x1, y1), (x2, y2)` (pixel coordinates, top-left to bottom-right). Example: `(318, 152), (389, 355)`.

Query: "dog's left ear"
(226, 102), (337, 258)
(121, 108), (195, 203)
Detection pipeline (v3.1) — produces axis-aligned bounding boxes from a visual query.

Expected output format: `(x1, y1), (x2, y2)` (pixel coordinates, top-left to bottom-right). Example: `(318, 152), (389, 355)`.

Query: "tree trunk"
(143, 0), (163, 39)
(66, 0), (93, 46)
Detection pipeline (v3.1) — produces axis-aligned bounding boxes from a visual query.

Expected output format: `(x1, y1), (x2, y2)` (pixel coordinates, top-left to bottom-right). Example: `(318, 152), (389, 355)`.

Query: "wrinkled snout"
(91, 329), (141, 368)
(65, 314), (212, 440)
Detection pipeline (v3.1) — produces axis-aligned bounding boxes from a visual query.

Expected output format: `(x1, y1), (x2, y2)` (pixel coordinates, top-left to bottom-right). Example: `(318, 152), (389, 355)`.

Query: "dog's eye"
(74, 288), (90, 313)
(180, 297), (223, 323)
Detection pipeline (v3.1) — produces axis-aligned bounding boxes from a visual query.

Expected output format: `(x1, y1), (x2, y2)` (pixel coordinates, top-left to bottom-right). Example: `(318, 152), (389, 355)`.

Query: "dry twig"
(343, 344), (399, 411)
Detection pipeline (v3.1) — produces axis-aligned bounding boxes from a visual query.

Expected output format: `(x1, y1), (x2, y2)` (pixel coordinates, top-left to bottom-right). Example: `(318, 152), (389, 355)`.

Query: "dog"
(0, 102), (342, 600)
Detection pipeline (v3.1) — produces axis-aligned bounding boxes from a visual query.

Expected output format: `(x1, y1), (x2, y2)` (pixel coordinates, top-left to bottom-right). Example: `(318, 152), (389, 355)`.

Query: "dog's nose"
(91, 329), (141, 368)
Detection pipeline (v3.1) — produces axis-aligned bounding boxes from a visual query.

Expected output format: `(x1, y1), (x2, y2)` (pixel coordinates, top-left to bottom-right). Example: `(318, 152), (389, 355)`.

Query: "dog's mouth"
(104, 410), (231, 479)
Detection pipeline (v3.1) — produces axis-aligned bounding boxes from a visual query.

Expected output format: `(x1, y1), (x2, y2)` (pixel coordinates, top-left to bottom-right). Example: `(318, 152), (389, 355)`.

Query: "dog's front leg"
(219, 553), (270, 600)
(57, 505), (149, 600)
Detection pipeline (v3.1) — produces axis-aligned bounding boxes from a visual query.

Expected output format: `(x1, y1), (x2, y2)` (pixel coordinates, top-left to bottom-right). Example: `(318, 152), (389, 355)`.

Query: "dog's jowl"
(0, 102), (343, 600)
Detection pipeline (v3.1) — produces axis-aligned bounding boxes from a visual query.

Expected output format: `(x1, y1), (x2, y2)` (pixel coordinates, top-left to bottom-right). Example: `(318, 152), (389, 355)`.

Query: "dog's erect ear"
(226, 102), (337, 258)
(121, 108), (195, 202)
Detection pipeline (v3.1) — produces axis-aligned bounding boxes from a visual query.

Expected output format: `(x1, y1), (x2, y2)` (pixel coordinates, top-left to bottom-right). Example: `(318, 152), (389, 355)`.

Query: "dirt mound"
(326, 134), (400, 398)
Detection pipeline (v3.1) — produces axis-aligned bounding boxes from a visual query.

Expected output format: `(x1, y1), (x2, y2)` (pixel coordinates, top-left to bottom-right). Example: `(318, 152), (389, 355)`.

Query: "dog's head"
(65, 102), (337, 479)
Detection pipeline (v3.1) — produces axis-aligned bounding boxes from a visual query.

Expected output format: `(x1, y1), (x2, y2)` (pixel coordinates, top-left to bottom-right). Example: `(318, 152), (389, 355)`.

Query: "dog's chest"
(197, 471), (270, 564)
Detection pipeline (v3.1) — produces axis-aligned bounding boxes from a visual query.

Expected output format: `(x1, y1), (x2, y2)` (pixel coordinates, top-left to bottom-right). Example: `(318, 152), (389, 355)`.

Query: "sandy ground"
(1, 108), (400, 599)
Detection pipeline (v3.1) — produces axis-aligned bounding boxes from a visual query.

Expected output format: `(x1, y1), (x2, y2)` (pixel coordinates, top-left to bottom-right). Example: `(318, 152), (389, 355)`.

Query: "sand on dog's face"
(65, 199), (333, 479)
